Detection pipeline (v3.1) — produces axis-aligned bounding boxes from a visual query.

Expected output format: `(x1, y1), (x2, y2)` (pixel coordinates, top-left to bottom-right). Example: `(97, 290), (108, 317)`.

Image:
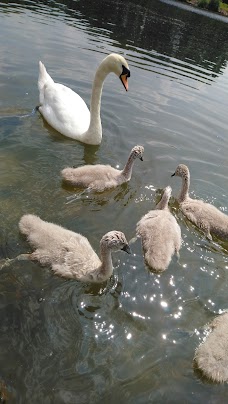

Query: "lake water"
(0, 0), (228, 402)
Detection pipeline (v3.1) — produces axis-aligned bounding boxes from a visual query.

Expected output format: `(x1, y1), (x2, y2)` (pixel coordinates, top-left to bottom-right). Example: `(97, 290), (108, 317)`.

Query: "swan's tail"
(38, 61), (54, 104)
(19, 214), (42, 237)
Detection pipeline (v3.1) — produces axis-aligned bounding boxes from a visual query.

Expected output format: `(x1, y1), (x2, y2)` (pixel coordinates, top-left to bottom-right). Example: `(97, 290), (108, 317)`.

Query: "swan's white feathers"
(38, 61), (54, 103)
(37, 54), (130, 144)
(39, 81), (90, 138)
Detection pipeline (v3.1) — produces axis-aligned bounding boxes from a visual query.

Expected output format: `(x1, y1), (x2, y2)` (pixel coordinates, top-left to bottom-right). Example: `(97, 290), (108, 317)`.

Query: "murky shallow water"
(0, 0), (228, 402)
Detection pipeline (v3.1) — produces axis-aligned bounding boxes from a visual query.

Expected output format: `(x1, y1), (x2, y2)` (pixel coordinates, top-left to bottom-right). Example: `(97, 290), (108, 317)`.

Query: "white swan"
(38, 53), (130, 145)
(136, 186), (182, 272)
(171, 164), (228, 240)
(61, 145), (144, 192)
(18, 214), (131, 283)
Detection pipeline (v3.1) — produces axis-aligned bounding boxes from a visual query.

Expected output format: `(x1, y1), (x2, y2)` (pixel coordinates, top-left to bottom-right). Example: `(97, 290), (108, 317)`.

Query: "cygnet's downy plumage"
(194, 312), (228, 383)
(171, 164), (228, 240)
(61, 145), (144, 192)
(136, 186), (182, 272)
(19, 214), (131, 283)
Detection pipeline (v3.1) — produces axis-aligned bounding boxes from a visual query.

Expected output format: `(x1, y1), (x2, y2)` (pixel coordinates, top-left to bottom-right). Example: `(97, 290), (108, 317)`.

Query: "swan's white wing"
(39, 82), (90, 139)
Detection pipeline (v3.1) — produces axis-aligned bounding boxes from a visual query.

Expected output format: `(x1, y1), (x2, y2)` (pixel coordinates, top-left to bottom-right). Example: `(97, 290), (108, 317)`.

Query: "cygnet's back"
(172, 164), (228, 240)
(61, 145), (144, 192)
(19, 214), (130, 282)
(194, 312), (228, 383)
(136, 186), (181, 272)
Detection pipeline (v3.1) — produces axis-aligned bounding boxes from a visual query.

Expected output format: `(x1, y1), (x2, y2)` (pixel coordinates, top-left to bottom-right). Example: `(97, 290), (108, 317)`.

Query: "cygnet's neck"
(99, 244), (114, 281)
(156, 194), (169, 210)
(179, 175), (190, 203)
(83, 62), (109, 145)
(121, 154), (136, 181)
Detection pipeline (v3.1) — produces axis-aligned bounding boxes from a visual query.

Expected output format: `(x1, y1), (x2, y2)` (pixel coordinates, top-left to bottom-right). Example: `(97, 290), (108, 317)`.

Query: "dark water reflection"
(0, 0), (228, 402)
(1, 0), (228, 78)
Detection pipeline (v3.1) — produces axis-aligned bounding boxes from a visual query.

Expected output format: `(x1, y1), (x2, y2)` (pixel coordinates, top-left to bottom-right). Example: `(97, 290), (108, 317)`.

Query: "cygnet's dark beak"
(120, 65), (130, 91)
(140, 157), (143, 161)
(122, 244), (132, 254)
(171, 172), (175, 177)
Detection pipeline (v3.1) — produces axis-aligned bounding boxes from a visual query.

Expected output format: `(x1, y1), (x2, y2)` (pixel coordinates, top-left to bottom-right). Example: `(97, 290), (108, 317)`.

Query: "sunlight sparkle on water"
(169, 276), (175, 286)
(200, 266), (207, 272)
(126, 333), (132, 340)
(145, 185), (156, 191)
(135, 194), (152, 203)
(162, 334), (167, 340)
(172, 305), (183, 319)
(132, 311), (147, 320)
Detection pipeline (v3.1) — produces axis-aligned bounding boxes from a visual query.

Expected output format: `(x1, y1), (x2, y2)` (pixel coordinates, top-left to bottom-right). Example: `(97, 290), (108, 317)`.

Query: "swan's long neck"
(121, 154), (135, 181)
(83, 63), (109, 145)
(99, 245), (113, 281)
(179, 175), (190, 203)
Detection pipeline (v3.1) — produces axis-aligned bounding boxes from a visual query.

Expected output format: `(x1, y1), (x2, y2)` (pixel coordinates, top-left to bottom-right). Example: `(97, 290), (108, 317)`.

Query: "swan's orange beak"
(120, 74), (129, 91)
(120, 65), (130, 92)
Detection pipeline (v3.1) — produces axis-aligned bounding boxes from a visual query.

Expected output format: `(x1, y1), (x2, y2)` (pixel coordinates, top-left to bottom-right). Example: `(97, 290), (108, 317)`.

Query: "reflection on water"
(0, 0), (228, 402)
